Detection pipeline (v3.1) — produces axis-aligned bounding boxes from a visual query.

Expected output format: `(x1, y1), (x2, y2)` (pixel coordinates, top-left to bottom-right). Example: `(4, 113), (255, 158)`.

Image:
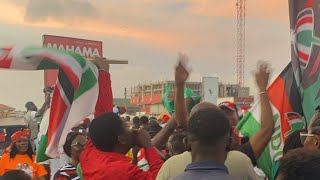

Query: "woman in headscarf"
(0, 129), (47, 180)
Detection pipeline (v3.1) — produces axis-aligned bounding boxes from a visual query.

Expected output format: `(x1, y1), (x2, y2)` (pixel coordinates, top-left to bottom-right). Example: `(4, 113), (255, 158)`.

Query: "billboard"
(42, 35), (103, 87)
(202, 77), (219, 104)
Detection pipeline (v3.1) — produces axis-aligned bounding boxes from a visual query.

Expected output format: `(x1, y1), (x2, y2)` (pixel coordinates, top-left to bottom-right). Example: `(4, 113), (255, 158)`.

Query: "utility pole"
(124, 88), (128, 109)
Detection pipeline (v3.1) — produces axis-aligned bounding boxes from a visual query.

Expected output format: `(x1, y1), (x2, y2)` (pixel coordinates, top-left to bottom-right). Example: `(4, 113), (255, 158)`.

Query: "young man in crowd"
(24, 93), (51, 151)
(80, 112), (163, 179)
(167, 132), (187, 156)
(170, 104), (240, 180)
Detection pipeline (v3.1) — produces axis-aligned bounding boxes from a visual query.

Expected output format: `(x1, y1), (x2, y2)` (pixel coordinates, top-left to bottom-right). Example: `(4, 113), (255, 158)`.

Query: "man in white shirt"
(24, 94), (50, 151)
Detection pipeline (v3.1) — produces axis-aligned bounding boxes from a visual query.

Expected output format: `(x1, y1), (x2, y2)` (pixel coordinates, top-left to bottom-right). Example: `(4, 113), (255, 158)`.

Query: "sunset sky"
(0, 0), (291, 110)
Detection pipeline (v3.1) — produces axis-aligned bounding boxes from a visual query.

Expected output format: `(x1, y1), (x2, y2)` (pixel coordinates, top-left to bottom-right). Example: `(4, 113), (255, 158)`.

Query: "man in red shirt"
(80, 112), (163, 180)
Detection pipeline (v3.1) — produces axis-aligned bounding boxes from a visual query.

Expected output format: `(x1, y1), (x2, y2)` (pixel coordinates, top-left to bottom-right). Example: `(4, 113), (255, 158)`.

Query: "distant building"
(113, 98), (140, 115)
(0, 104), (16, 119)
(218, 84), (250, 98)
(130, 81), (201, 114)
(130, 81), (253, 115)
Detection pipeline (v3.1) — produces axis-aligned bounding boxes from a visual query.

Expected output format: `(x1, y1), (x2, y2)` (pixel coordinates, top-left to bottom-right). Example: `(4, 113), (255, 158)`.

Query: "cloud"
(0, 0), (292, 100)
(187, 0), (288, 21)
(24, 0), (98, 23)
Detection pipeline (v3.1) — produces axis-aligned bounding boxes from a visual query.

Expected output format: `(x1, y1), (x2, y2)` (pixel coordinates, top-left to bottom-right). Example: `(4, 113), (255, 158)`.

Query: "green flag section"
(162, 84), (175, 115)
(162, 84), (201, 115)
(237, 63), (304, 178)
(36, 134), (50, 162)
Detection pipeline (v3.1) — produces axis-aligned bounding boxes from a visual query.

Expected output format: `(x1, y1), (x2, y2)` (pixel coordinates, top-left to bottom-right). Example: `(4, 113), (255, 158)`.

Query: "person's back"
(156, 151), (257, 180)
(170, 103), (239, 180)
(170, 164), (237, 180)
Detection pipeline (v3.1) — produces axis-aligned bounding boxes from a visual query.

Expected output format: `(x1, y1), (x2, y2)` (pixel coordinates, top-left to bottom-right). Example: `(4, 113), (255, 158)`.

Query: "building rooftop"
(0, 104), (15, 111)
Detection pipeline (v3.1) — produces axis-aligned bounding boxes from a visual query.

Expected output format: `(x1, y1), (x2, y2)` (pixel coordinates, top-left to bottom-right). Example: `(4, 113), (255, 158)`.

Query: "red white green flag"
(237, 63), (304, 178)
(237, 0), (320, 178)
(0, 46), (99, 161)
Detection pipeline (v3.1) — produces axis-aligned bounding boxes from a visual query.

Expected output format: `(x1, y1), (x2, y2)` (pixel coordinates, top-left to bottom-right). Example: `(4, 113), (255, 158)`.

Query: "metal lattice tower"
(236, 0), (246, 87)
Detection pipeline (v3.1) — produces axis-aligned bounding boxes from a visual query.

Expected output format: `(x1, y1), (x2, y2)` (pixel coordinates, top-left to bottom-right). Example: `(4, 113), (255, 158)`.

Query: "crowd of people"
(0, 55), (320, 180)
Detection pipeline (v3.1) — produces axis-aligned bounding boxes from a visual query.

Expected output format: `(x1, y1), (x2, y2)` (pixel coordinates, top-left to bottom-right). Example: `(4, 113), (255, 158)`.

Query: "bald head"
(190, 102), (220, 117)
(25, 101), (37, 111)
(188, 101), (231, 149)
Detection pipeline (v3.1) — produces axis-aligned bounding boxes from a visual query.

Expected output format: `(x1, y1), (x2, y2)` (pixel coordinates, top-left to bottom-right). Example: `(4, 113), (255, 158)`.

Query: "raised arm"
(151, 114), (177, 150)
(249, 62), (274, 160)
(174, 54), (190, 130)
(34, 94), (50, 118)
(93, 56), (114, 117)
(151, 54), (190, 148)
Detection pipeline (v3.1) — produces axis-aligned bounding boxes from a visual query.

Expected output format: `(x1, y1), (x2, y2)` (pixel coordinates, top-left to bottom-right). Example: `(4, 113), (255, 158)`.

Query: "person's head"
(132, 116), (140, 128)
(149, 116), (157, 121)
(283, 129), (306, 154)
(89, 112), (134, 154)
(145, 120), (162, 139)
(63, 132), (87, 162)
(140, 116), (149, 126)
(218, 101), (239, 127)
(167, 132), (187, 156)
(1, 170), (31, 180)
(277, 148), (320, 180)
(302, 112), (320, 150)
(125, 116), (131, 122)
(25, 101), (37, 111)
(188, 102), (231, 163)
(9, 130), (33, 160)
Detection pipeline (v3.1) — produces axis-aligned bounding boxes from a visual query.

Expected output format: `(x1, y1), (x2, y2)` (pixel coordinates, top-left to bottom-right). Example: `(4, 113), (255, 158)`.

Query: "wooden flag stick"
(89, 57), (128, 65)
(103, 59), (128, 64)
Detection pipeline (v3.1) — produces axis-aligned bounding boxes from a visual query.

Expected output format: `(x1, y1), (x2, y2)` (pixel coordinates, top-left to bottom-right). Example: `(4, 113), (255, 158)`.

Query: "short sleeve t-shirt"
(0, 153), (47, 178)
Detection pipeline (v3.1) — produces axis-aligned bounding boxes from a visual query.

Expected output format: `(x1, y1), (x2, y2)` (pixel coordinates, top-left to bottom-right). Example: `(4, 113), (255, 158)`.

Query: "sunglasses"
(300, 132), (316, 144)
(71, 141), (87, 148)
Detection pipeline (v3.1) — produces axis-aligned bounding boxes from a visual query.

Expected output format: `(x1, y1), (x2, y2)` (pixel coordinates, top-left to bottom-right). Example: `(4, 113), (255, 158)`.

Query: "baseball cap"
(218, 101), (236, 112)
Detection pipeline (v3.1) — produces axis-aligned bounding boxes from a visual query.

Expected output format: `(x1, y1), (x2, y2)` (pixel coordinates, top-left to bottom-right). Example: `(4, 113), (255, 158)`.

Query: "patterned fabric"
(54, 163), (79, 180)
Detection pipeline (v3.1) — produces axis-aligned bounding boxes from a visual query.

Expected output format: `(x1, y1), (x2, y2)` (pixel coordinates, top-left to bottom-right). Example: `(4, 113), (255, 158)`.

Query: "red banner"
(42, 35), (103, 87)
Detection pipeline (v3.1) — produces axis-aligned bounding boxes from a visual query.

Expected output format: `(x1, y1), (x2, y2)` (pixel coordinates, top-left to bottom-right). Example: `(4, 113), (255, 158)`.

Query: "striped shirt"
(53, 163), (80, 180)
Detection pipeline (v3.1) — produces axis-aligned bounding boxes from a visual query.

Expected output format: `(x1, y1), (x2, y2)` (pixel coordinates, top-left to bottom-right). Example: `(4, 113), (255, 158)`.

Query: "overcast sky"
(0, 0), (291, 110)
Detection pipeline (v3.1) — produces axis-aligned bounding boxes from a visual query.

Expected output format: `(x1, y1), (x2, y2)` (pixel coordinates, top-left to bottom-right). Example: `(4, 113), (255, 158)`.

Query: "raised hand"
(93, 56), (110, 72)
(175, 53), (190, 85)
(255, 61), (271, 92)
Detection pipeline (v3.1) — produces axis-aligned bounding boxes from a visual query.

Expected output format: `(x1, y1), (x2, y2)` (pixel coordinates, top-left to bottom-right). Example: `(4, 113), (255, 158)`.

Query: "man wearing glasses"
(300, 106), (320, 150)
